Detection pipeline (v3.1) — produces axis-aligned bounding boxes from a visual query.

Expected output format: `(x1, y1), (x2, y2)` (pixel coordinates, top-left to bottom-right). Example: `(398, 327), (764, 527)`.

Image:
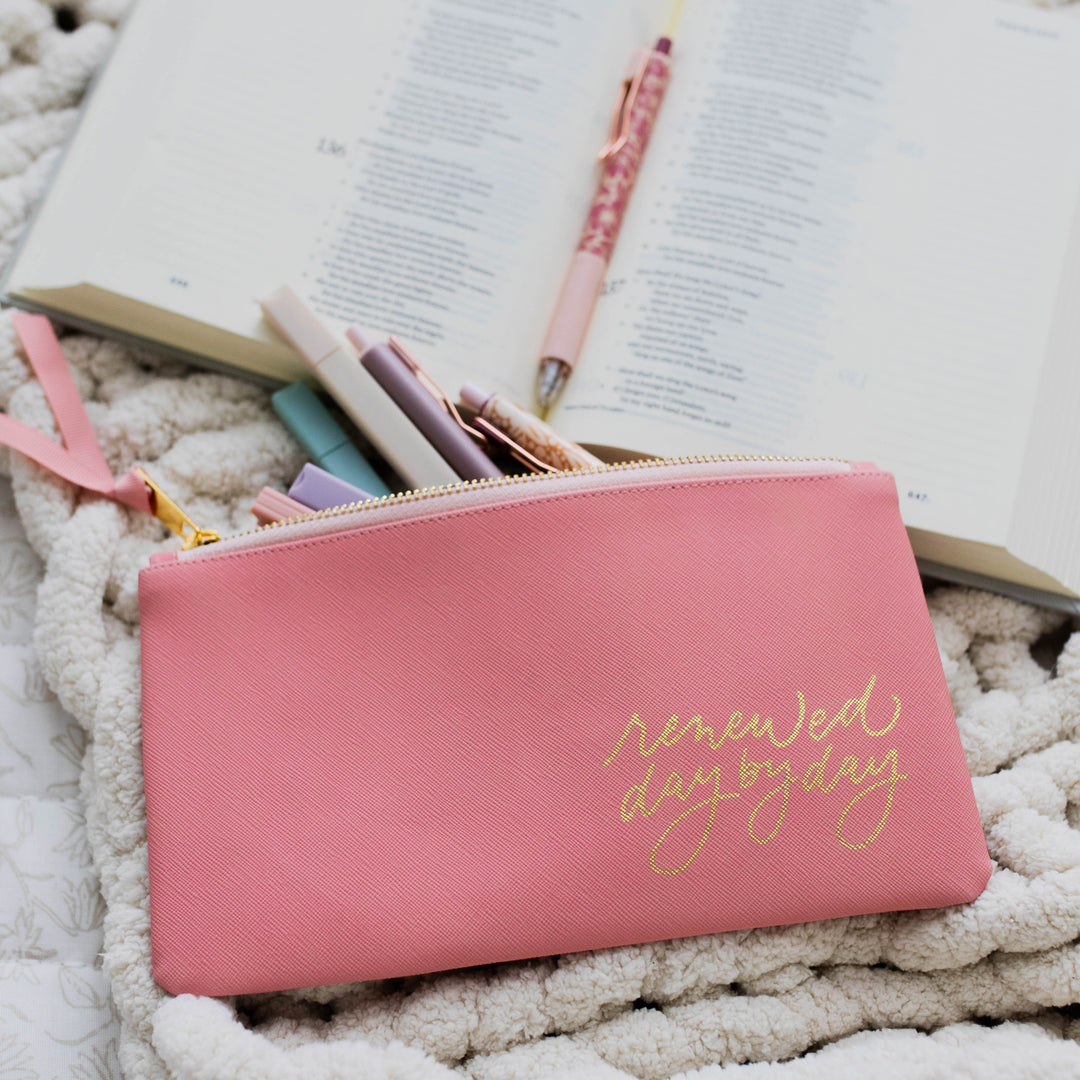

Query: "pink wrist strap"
(0, 313), (151, 514)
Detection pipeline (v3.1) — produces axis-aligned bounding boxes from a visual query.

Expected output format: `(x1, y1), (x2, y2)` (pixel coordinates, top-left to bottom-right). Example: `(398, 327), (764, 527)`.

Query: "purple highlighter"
(289, 463), (374, 511)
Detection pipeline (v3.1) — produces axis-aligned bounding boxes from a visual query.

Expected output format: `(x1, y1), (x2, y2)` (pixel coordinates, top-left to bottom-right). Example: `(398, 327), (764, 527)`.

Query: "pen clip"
(385, 337), (558, 474)
(386, 336), (488, 447)
(598, 50), (649, 161)
(470, 416), (559, 474)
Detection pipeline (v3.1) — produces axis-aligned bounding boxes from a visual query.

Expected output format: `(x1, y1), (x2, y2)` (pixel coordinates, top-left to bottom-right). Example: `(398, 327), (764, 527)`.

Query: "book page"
(37, 0), (661, 399)
(299, 0), (664, 400)
(3, 0), (201, 293)
(555, 0), (1080, 546)
(1008, 170), (1080, 596)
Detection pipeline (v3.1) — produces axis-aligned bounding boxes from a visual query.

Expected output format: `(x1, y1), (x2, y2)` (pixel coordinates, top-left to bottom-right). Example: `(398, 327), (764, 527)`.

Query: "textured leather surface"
(138, 467), (991, 996)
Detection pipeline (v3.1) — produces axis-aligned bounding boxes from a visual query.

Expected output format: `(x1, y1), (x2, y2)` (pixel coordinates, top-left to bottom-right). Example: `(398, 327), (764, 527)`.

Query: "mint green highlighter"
(271, 382), (391, 497)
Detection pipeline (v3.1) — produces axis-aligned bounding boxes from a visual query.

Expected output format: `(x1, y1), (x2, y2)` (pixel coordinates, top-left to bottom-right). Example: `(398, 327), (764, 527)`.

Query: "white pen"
(260, 287), (459, 491)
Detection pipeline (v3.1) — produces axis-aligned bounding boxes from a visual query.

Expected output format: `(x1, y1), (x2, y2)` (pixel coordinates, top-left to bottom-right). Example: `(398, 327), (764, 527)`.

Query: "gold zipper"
(136, 468), (221, 550)
(222, 452), (847, 547)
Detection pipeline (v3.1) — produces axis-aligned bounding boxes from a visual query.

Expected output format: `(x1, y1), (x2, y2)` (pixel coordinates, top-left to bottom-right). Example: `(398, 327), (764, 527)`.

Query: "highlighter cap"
(289, 463), (372, 511)
(261, 286), (340, 365)
(272, 382), (349, 459)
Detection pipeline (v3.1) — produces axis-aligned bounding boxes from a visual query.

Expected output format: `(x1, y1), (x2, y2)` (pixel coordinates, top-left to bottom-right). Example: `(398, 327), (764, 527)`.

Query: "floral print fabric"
(0, 477), (120, 1080)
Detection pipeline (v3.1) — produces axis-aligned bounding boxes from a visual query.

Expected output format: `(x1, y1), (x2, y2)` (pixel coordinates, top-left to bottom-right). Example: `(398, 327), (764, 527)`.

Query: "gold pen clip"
(598, 50), (649, 161)
(135, 467), (220, 550)
(470, 416), (558, 474)
(387, 336), (489, 447)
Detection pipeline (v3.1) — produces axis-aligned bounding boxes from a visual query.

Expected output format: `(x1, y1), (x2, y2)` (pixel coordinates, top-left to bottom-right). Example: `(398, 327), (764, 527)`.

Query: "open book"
(6, 0), (1080, 609)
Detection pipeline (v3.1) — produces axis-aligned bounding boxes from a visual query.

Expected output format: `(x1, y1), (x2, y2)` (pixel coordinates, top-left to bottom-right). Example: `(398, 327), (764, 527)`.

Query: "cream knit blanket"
(4, 2), (1080, 1078)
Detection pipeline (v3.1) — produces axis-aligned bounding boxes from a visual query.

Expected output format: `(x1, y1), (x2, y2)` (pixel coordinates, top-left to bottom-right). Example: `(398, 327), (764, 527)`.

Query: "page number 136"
(316, 138), (346, 158)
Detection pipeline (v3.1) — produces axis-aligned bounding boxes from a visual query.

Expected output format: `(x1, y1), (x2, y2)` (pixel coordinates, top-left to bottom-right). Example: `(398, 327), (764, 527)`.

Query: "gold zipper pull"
(135, 467), (220, 550)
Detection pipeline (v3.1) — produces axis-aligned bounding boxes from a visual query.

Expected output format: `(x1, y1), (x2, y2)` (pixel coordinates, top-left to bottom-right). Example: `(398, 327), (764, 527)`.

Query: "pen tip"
(536, 358), (569, 413)
(656, 36), (672, 54)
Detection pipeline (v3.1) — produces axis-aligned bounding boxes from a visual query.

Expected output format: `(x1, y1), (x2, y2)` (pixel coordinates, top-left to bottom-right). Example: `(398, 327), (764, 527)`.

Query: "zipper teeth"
(234, 453), (845, 544)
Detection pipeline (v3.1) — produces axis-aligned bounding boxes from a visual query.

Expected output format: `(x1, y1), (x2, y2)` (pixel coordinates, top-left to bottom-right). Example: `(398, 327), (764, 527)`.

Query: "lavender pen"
(345, 327), (502, 482)
(460, 383), (604, 472)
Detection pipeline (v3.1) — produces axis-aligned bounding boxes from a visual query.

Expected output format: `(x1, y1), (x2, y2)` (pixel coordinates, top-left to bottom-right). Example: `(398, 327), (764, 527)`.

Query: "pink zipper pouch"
(138, 458), (991, 996)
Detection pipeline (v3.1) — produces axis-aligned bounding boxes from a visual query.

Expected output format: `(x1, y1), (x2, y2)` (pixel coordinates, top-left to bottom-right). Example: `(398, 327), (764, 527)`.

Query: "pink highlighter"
(250, 487), (310, 526)
(536, 37), (673, 410)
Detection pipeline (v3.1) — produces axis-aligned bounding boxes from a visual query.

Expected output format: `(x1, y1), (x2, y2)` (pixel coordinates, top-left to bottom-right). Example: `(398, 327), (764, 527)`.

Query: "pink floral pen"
(535, 5), (680, 412)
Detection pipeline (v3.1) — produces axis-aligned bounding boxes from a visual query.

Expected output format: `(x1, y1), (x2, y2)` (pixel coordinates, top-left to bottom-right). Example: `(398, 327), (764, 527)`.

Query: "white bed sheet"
(0, 476), (121, 1080)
